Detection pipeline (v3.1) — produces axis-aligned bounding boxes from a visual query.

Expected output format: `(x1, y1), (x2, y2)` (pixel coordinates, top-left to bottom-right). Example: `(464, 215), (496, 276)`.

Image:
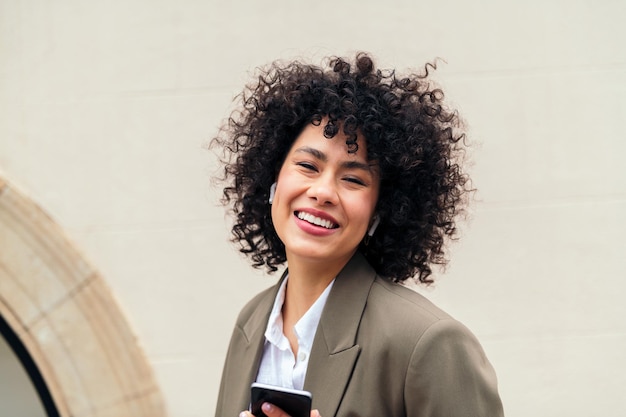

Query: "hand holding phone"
(250, 383), (312, 417)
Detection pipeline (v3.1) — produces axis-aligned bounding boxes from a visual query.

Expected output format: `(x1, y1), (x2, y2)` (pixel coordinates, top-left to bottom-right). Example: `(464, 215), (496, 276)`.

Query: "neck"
(280, 255), (346, 357)
(282, 251), (353, 320)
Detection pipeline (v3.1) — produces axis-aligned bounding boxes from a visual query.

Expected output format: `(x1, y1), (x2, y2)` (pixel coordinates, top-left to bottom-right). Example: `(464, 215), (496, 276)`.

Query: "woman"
(213, 53), (503, 417)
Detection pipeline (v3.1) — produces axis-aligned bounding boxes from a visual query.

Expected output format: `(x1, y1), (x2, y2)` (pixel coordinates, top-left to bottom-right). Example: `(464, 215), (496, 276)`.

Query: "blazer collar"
(304, 252), (377, 417)
(235, 253), (376, 417)
(230, 273), (286, 411)
(242, 279), (282, 345)
(241, 253), (375, 352)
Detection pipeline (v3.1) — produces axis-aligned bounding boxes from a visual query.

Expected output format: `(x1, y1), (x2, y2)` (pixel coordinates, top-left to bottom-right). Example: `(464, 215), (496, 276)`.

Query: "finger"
(261, 402), (291, 417)
(310, 410), (321, 417)
(239, 411), (254, 417)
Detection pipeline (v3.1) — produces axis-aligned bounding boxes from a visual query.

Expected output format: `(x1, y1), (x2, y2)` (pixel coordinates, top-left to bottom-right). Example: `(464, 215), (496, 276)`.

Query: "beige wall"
(1, 1), (624, 416)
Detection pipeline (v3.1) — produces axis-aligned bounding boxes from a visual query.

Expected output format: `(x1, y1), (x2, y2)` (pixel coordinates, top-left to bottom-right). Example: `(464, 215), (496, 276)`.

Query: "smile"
(295, 211), (338, 229)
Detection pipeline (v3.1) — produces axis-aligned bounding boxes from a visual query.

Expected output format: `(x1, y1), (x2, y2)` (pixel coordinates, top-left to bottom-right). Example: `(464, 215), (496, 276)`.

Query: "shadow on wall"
(0, 173), (167, 417)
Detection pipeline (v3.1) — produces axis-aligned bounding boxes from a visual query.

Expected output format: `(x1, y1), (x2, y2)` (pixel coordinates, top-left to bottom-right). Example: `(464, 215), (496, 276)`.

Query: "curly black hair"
(212, 52), (472, 284)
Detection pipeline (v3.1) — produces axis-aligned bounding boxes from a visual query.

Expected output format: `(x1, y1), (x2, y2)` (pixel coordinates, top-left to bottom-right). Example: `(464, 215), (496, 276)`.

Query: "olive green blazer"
(215, 252), (503, 417)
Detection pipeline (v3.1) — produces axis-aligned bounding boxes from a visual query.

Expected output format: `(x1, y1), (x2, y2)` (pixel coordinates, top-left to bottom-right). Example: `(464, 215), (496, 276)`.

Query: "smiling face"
(271, 121), (380, 272)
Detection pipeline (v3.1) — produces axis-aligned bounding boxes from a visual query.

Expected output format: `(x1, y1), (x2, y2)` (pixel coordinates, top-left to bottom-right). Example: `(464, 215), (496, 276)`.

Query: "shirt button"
(298, 351), (307, 362)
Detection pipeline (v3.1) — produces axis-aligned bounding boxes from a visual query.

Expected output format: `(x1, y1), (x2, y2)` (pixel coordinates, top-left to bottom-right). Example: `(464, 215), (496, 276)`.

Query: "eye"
(343, 176), (367, 186)
(296, 161), (317, 171)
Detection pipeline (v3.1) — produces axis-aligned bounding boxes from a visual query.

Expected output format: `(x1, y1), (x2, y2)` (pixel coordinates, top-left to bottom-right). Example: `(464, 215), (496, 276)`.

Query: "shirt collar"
(264, 278), (289, 349)
(263, 276), (335, 350)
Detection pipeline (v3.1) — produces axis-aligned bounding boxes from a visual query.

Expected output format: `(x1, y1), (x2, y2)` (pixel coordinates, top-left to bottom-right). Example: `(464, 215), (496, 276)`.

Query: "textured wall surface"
(1, 1), (625, 416)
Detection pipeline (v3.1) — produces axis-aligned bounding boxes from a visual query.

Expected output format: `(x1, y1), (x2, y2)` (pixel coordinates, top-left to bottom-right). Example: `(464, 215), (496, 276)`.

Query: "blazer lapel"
(220, 276), (284, 414)
(304, 253), (376, 417)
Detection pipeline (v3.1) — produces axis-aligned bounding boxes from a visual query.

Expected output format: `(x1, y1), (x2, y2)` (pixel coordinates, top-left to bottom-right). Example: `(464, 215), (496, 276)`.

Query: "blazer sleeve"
(404, 318), (504, 417)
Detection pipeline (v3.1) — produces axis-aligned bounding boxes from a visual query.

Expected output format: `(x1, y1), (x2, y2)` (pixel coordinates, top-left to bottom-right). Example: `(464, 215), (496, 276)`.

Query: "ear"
(367, 214), (380, 237)
(268, 182), (277, 204)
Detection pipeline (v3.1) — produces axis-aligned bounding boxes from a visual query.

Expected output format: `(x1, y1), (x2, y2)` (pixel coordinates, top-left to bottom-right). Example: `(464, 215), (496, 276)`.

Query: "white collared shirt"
(255, 277), (334, 390)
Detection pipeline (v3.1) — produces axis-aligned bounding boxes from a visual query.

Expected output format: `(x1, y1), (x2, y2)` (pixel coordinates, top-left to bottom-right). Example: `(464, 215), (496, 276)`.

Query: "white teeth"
(297, 212), (335, 229)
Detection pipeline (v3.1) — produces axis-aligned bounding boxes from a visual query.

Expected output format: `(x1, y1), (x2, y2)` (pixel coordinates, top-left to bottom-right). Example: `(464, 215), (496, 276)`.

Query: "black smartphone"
(250, 383), (312, 417)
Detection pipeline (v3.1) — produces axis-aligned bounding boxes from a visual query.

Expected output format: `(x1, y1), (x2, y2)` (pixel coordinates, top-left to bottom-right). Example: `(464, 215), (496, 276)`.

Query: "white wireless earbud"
(268, 182), (277, 204)
(367, 215), (380, 237)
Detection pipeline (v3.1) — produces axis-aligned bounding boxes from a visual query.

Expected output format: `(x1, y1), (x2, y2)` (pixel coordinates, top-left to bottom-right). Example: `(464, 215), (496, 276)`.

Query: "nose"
(307, 174), (339, 205)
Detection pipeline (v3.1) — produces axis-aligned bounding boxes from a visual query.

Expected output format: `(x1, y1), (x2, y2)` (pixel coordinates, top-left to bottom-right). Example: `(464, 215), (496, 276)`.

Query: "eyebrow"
(294, 146), (375, 172)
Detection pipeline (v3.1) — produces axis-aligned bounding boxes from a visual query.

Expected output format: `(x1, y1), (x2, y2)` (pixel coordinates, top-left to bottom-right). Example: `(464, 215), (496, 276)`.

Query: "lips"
(295, 211), (339, 229)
